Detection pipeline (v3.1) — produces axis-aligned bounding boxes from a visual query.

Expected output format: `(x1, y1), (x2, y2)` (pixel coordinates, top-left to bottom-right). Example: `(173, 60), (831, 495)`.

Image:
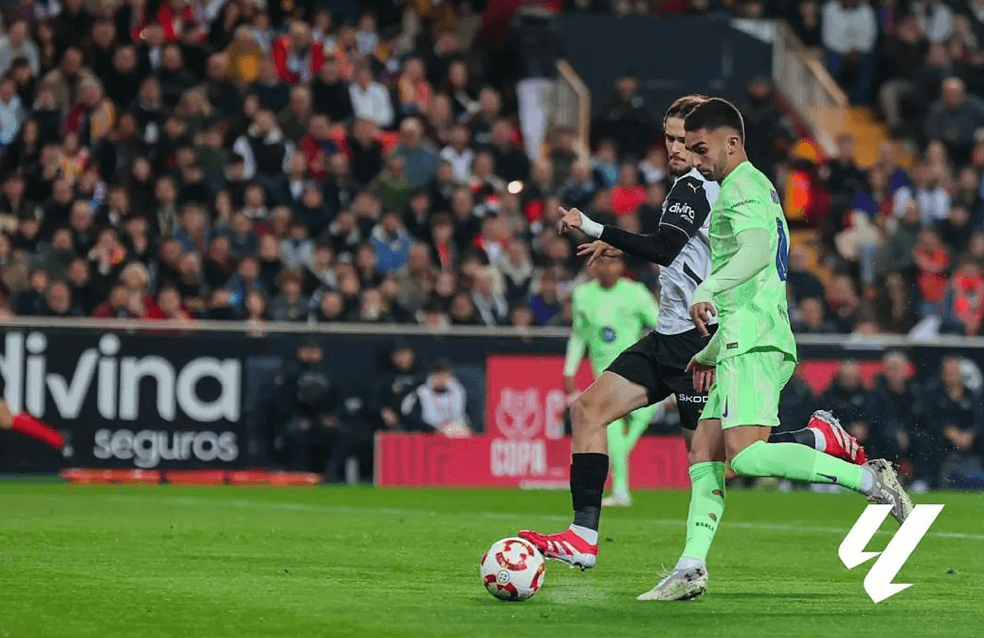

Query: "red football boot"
(808, 410), (868, 465)
(518, 528), (598, 570)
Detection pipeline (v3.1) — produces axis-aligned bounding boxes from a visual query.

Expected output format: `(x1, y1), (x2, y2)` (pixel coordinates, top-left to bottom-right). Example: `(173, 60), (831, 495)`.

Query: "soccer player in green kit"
(633, 97), (914, 601)
(564, 254), (661, 507)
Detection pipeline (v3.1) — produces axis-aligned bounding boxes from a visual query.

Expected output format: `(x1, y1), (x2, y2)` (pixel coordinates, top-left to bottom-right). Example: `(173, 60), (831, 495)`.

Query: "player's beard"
(667, 157), (691, 178)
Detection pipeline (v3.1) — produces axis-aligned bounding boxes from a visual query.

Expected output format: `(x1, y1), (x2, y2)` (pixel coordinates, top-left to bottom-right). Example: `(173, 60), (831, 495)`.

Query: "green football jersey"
(707, 161), (797, 362)
(564, 278), (660, 378)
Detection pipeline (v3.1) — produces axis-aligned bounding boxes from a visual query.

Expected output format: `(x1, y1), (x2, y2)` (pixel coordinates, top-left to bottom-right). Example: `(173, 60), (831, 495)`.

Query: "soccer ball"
(480, 537), (545, 601)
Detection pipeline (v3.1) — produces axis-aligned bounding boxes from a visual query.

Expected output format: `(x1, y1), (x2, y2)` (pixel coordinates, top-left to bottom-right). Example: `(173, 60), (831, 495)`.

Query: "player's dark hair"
(663, 94), (708, 124)
(684, 97), (745, 140)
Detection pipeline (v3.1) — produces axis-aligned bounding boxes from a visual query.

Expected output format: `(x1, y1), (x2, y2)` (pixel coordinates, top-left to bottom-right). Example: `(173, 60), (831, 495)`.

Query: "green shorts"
(699, 347), (796, 429)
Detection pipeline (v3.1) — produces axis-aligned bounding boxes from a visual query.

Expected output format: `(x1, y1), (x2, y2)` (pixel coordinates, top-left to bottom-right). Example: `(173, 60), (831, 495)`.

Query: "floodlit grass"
(1, 484), (982, 638)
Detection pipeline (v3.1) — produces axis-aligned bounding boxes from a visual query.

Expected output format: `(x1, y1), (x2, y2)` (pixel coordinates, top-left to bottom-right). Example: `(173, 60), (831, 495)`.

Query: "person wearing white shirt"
(892, 162), (951, 226)
(821, 0), (878, 104)
(913, 0), (955, 43)
(440, 124), (475, 181)
(0, 20), (40, 75)
(349, 65), (394, 129)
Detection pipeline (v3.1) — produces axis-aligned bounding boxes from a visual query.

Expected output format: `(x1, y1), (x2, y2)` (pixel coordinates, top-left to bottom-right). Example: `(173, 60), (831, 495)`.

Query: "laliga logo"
(495, 389), (541, 439)
(838, 504), (944, 603)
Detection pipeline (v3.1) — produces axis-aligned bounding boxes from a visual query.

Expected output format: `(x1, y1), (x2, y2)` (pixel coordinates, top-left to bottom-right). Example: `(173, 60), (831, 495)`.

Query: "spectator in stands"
(558, 161), (598, 212)
(875, 271), (921, 333)
(273, 21), (323, 85)
(821, 0), (878, 104)
(925, 76), (984, 165)
(16, 268), (49, 316)
(870, 351), (921, 469)
(594, 72), (656, 159)
(312, 55), (354, 123)
(399, 358), (469, 436)
(276, 338), (346, 481)
(787, 245), (825, 303)
(279, 85), (314, 144)
(370, 212), (413, 274)
(489, 119), (530, 184)
(941, 258), (984, 335)
(824, 134), (869, 220)
(394, 117), (440, 189)
(792, 296), (835, 333)
(0, 19), (40, 75)
(349, 63), (394, 129)
(232, 109), (294, 182)
(449, 291), (481, 325)
(937, 203), (974, 258)
(370, 341), (422, 431)
(529, 268), (563, 326)
(822, 359), (875, 450)
(879, 13), (929, 136)
(914, 226), (952, 316)
(921, 356), (984, 487)
(0, 77), (24, 147)
(824, 274), (861, 333)
(913, 0), (955, 43)
(471, 266), (508, 326)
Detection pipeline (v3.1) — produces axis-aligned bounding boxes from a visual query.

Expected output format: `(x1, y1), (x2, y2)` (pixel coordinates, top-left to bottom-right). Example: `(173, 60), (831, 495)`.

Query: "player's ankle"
(807, 426), (827, 452)
(569, 524), (599, 545)
(859, 467), (876, 495)
(675, 556), (705, 571)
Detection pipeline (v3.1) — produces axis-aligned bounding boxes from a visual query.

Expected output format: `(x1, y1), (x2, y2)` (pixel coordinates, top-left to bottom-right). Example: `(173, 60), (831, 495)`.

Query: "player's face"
(685, 127), (734, 182)
(663, 117), (692, 177)
(595, 256), (624, 285)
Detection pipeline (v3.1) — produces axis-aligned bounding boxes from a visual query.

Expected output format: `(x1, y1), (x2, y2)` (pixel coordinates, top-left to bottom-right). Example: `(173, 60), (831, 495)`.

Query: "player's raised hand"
(577, 240), (622, 267)
(558, 207), (583, 234)
(689, 301), (716, 336)
(685, 357), (716, 393)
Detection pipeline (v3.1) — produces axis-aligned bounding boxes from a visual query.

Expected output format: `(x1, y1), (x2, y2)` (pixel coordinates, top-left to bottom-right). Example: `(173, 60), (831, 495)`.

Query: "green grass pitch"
(1, 484), (982, 638)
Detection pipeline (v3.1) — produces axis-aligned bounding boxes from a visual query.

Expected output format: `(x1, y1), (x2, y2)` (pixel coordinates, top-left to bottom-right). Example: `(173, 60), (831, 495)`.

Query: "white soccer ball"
(480, 537), (545, 601)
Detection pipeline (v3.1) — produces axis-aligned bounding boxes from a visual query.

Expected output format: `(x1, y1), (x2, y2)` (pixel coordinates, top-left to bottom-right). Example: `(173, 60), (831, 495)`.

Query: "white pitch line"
(101, 495), (984, 542)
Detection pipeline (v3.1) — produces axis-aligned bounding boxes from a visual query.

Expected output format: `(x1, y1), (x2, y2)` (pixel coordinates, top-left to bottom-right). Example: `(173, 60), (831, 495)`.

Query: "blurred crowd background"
(1, 0), (984, 487)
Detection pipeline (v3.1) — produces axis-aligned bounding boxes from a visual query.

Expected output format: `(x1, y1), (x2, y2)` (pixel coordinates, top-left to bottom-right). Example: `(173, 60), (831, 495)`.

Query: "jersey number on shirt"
(775, 218), (788, 282)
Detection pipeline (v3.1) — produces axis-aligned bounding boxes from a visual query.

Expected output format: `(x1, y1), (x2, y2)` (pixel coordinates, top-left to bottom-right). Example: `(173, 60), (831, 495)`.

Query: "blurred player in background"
(564, 253), (660, 507)
(0, 374), (67, 455)
(636, 97), (912, 601)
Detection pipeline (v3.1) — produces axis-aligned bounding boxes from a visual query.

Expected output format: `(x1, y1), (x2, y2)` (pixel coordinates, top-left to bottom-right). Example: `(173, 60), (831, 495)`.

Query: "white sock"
(809, 427), (826, 452)
(859, 467), (875, 495)
(675, 556), (705, 571)
(569, 524), (598, 544)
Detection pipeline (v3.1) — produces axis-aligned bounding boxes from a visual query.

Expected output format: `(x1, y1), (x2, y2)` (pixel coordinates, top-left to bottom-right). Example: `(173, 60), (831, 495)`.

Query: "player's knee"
(570, 395), (604, 433)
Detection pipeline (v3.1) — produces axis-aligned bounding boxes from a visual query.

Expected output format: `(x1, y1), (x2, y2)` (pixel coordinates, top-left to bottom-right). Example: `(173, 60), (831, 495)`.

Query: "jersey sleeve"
(659, 176), (712, 238)
(597, 176), (710, 267)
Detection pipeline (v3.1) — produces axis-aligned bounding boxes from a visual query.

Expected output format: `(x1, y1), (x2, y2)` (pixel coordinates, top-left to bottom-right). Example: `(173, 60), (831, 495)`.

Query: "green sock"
(730, 440), (864, 491)
(681, 461), (726, 563)
(607, 419), (629, 495)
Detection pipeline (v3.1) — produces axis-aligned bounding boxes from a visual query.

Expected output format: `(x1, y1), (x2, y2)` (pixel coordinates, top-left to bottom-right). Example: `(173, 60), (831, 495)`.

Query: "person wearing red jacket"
(273, 21), (324, 85)
(299, 115), (338, 181)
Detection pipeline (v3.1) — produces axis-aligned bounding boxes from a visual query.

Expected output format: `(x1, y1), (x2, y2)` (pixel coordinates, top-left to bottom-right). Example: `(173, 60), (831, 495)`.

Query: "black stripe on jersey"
(682, 263), (703, 286)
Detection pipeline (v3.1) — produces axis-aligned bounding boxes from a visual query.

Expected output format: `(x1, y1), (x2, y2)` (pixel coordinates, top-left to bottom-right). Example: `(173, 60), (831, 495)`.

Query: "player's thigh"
(717, 349), (788, 431)
(575, 370), (649, 426)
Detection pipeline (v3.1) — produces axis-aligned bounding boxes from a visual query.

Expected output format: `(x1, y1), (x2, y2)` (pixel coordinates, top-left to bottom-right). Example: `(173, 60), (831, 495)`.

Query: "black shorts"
(605, 332), (708, 430)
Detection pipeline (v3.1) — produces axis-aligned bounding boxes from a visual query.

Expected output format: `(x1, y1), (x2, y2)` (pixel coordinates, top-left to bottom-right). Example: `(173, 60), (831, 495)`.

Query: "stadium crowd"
(0, 0), (982, 486)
